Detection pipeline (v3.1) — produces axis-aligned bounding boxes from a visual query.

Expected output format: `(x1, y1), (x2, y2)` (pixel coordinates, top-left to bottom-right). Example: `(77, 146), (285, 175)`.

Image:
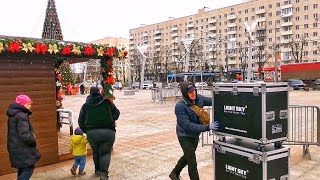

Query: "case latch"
(232, 86), (238, 95)
(214, 86), (219, 94)
(279, 110), (288, 119)
(248, 154), (261, 164)
(214, 144), (226, 154)
(266, 111), (275, 121)
(253, 87), (259, 96)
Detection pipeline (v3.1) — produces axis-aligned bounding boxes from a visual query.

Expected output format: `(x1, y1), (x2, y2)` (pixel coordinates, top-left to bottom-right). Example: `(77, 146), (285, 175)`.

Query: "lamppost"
(244, 20), (257, 83)
(137, 45), (149, 89)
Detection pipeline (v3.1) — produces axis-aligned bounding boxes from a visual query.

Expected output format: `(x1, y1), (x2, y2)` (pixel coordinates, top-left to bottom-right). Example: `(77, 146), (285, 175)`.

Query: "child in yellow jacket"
(69, 127), (88, 176)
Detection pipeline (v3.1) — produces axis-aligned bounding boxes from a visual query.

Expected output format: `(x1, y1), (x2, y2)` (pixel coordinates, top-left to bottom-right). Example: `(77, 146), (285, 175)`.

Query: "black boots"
(169, 171), (181, 180)
(100, 171), (109, 180)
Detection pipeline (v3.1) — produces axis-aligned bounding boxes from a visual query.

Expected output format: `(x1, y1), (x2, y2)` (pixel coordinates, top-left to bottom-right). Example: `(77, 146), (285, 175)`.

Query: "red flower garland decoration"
(106, 48), (115, 57)
(105, 76), (115, 85)
(35, 43), (48, 54)
(8, 41), (21, 53)
(124, 51), (128, 57)
(62, 45), (71, 55)
(106, 60), (113, 66)
(108, 68), (113, 73)
(84, 45), (95, 56)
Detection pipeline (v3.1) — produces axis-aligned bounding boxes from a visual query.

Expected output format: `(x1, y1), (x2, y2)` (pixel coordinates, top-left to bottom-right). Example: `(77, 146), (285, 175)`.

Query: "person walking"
(6, 95), (41, 180)
(78, 87), (120, 180)
(169, 82), (219, 180)
(69, 127), (89, 176)
(80, 84), (85, 95)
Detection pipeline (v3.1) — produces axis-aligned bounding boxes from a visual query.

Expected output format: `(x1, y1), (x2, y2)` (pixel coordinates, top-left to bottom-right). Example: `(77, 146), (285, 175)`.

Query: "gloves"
(209, 121), (219, 131)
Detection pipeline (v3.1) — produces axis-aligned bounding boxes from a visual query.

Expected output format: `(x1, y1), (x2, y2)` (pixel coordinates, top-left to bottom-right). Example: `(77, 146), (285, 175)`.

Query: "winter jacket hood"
(180, 82), (197, 105)
(69, 135), (88, 156)
(86, 94), (105, 106)
(7, 103), (32, 117)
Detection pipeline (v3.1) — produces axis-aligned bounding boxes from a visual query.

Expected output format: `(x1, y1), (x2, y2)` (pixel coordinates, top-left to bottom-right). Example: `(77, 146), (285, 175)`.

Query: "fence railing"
(57, 109), (74, 135)
(200, 105), (320, 160)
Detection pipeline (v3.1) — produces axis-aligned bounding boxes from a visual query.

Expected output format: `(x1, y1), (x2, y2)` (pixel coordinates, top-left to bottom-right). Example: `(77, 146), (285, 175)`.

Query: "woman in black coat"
(7, 95), (41, 180)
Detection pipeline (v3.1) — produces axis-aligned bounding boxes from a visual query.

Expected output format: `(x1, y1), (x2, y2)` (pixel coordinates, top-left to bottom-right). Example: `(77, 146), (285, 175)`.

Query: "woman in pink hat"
(6, 95), (41, 180)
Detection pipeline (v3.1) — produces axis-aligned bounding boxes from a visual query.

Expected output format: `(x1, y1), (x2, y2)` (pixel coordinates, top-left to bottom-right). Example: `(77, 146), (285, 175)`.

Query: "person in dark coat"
(78, 87), (120, 180)
(169, 82), (219, 180)
(7, 95), (41, 180)
(80, 84), (85, 95)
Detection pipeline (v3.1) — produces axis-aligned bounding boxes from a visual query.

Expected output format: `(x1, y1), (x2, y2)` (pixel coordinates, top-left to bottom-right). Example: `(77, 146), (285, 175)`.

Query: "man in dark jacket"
(169, 82), (219, 180)
(78, 87), (120, 180)
(7, 95), (41, 180)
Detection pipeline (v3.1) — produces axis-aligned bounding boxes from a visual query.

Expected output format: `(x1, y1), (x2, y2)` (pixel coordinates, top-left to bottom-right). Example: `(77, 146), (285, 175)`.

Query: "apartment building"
(129, 0), (319, 80)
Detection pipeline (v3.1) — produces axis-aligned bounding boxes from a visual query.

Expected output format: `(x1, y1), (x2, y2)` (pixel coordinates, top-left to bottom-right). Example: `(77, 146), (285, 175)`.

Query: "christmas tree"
(42, 0), (63, 40)
(59, 61), (75, 89)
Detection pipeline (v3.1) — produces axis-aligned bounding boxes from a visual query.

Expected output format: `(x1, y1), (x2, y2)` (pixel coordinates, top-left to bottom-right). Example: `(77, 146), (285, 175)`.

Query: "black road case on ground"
(213, 82), (289, 144)
(214, 138), (289, 180)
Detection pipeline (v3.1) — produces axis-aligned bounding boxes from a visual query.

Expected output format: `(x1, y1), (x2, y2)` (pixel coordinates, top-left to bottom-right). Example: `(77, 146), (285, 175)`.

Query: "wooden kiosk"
(0, 35), (126, 175)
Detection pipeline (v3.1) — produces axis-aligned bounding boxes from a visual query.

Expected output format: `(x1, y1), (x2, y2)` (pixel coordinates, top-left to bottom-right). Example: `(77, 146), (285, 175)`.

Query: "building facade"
(129, 0), (319, 81)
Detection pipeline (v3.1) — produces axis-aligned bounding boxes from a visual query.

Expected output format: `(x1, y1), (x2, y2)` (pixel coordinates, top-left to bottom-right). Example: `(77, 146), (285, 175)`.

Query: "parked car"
(312, 79), (320, 90)
(132, 82), (140, 89)
(288, 79), (306, 90)
(143, 81), (153, 89)
(114, 82), (123, 90)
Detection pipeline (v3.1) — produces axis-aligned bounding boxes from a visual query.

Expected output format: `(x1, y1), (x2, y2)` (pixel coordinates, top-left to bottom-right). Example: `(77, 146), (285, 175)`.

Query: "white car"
(143, 81), (153, 89)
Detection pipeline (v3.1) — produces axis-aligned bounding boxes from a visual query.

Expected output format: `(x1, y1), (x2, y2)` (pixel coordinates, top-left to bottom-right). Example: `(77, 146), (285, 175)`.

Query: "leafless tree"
(130, 49), (142, 83)
(289, 36), (308, 63)
(255, 31), (273, 79)
(237, 41), (248, 81)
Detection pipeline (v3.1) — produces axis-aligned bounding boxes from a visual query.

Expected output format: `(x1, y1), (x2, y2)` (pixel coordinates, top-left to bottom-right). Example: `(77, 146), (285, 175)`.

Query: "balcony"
(229, 38), (237, 42)
(143, 33), (148, 37)
(281, 48), (291, 52)
(281, 4), (293, 10)
(154, 30), (161, 35)
(208, 19), (217, 24)
(281, 39), (291, 44)
(171, 33), (178, 37)
(227, 15), (237, 20)
(129, 46), (135, 50)
(155, 48), (161, 52)
(281, 12), (293, 18)
(155, 42), (161, 46)
(227, 30), (237, 35)
(256, 17), (266, 22)
(154, 36), (162, 40)
(187, 23), (194, 28)
(256, 26), (266, 31)
(281, 22), (293, 27)
(129, 36), (134, 40)
(171, 39), (179, 44)
(227, 23), (237, 28)
(171, 27), (178, 31)
(207, 33), (217, 38)
(228, 60), (237, 65)
(143, 39), (148, 43)
(208, 26), (217, 31)
(229, 53), (237, 57)
(281, 30), (293, 36)
(172, 51), (179, 56)
(256, 9), (266, 15)
(187, 30), (195, 35)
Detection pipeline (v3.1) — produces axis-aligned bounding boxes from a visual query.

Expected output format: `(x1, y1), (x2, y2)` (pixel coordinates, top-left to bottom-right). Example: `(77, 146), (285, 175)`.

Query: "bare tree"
(130, 50), (142, 83)
(255, 31), (273, 79)
(289, 36), (308, 63)
(238, 41), (248, 81)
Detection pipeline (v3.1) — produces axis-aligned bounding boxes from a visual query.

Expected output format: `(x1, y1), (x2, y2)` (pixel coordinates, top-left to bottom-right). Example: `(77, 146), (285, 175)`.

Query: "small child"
(69, 127), (88, 176)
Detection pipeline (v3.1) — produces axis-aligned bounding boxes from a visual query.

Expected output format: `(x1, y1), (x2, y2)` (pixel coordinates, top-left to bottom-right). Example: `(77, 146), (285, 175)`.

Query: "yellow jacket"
(69, 135), (88, 156)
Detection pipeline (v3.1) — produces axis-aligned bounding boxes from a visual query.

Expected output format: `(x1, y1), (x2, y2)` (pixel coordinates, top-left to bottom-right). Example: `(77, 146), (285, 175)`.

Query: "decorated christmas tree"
(42, 0), (63, 40)
(59, 61), (75, 89)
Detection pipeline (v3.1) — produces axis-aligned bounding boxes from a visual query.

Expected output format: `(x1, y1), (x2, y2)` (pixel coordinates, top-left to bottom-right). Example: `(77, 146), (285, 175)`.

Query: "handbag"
(182, 99), (210, 125)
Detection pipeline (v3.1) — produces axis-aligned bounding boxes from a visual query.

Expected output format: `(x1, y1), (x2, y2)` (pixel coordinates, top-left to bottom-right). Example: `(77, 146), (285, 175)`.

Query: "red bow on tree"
(9, 41), (21, 53)
(84, 46), (95, 55)
(35, 43), (48, 54)
(106, 48), (115, 57)
(105, 76), (115, 85)
(62, 45), (71, 55)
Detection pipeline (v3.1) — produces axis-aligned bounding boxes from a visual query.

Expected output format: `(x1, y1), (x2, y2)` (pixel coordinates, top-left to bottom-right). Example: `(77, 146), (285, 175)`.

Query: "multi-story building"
(129, 0), (319, 81)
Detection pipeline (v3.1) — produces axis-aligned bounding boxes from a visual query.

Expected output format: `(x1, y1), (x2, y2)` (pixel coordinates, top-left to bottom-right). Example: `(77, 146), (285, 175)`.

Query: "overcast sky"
(0, 0), (245, 43)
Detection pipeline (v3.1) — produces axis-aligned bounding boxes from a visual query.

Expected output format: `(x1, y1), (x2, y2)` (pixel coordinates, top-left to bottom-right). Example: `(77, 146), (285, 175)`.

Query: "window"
(314, 32), (318, 37)
(269, 21), (272, 25)
(314, 4), (318, 9)
(296, 7), (299, 12)
(313, 41), (318, 46)
(268, 13), (272, 17)
(304, 15), (308, 20)
(252, 16), (255, 20)
(276, 20), (281, 25)
(304, 6), (308, 11)
(268, 4), (272, 9)
(239, 19), (242, 22)
(314, 13), (319, 19)
(269, 29), (273, 33)
(296, 0), (299, 2)
(251, 8), (255, 12)
(304, 24), (309, 28)
(296, 34), (300, 39)
(238, 11), (242, 14)
(276, 3), (280, 7)
(224, 14), (227, 17)
(276, 11), (281, 16)
(245, 9), (248, 13)
(314, 23), (318, 28)
(269, 38), (273, 42)
(196, 20), (198, 23)
(276, 28), (280, 32)
(304, 33), (309, 37)
(296, 26), (299, 30)
(313, 50), (318, 55)
(245, 17), (249, 21)
(296, 17), (299, 21)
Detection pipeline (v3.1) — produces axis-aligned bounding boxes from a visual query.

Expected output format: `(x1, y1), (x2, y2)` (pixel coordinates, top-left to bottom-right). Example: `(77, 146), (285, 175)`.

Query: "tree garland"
(0, 37), (128, 101)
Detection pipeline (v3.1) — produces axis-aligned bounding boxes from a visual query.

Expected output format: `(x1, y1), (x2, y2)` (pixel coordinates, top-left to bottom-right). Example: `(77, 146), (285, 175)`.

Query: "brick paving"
(0, 90), (320, 179)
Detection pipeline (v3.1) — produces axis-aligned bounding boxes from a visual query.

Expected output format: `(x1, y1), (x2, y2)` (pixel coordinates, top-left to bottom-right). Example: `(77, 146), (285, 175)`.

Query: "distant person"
(169, 82), (219, 180)
(7, 95), (41, 180)
(80, 84), (85, 95)
(75, 84), (80, 94)
(78, 87), (120, 180)
(69, 127), (89, 176)
(67, 83), (72, 95)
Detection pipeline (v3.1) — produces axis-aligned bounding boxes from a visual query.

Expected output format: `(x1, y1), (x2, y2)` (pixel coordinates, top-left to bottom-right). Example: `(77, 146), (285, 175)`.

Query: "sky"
(0, 0), (245, 43)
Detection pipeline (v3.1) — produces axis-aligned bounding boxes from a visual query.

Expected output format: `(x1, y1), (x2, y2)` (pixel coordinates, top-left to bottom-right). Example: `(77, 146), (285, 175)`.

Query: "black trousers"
(172, 136), (199, 180)
(17, 164), (35, 180)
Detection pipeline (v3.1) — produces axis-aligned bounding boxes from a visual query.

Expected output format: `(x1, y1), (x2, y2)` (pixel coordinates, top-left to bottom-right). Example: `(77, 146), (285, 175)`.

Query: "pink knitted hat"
(15, 95), (32, 105)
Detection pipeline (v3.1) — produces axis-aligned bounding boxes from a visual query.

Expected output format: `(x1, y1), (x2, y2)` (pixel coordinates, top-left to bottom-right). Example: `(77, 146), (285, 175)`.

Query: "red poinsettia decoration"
(108, 68), (113, 73)
(106, 48), (115, 57)
(106, 60), (113, 66)
(56, 73), (62, 80)
(84, 45), (95, 55)
(105, 76), (115, 85)
(62, 45), (71, 55)
(124, 51), (128, 57)
(8, 41), (21, 53)
(35, 43), (48, 54)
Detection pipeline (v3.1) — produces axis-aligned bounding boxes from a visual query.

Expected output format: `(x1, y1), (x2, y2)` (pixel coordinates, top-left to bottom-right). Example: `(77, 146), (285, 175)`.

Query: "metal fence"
(284, 105), (320, 159)
(200, 105), (320, 159)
